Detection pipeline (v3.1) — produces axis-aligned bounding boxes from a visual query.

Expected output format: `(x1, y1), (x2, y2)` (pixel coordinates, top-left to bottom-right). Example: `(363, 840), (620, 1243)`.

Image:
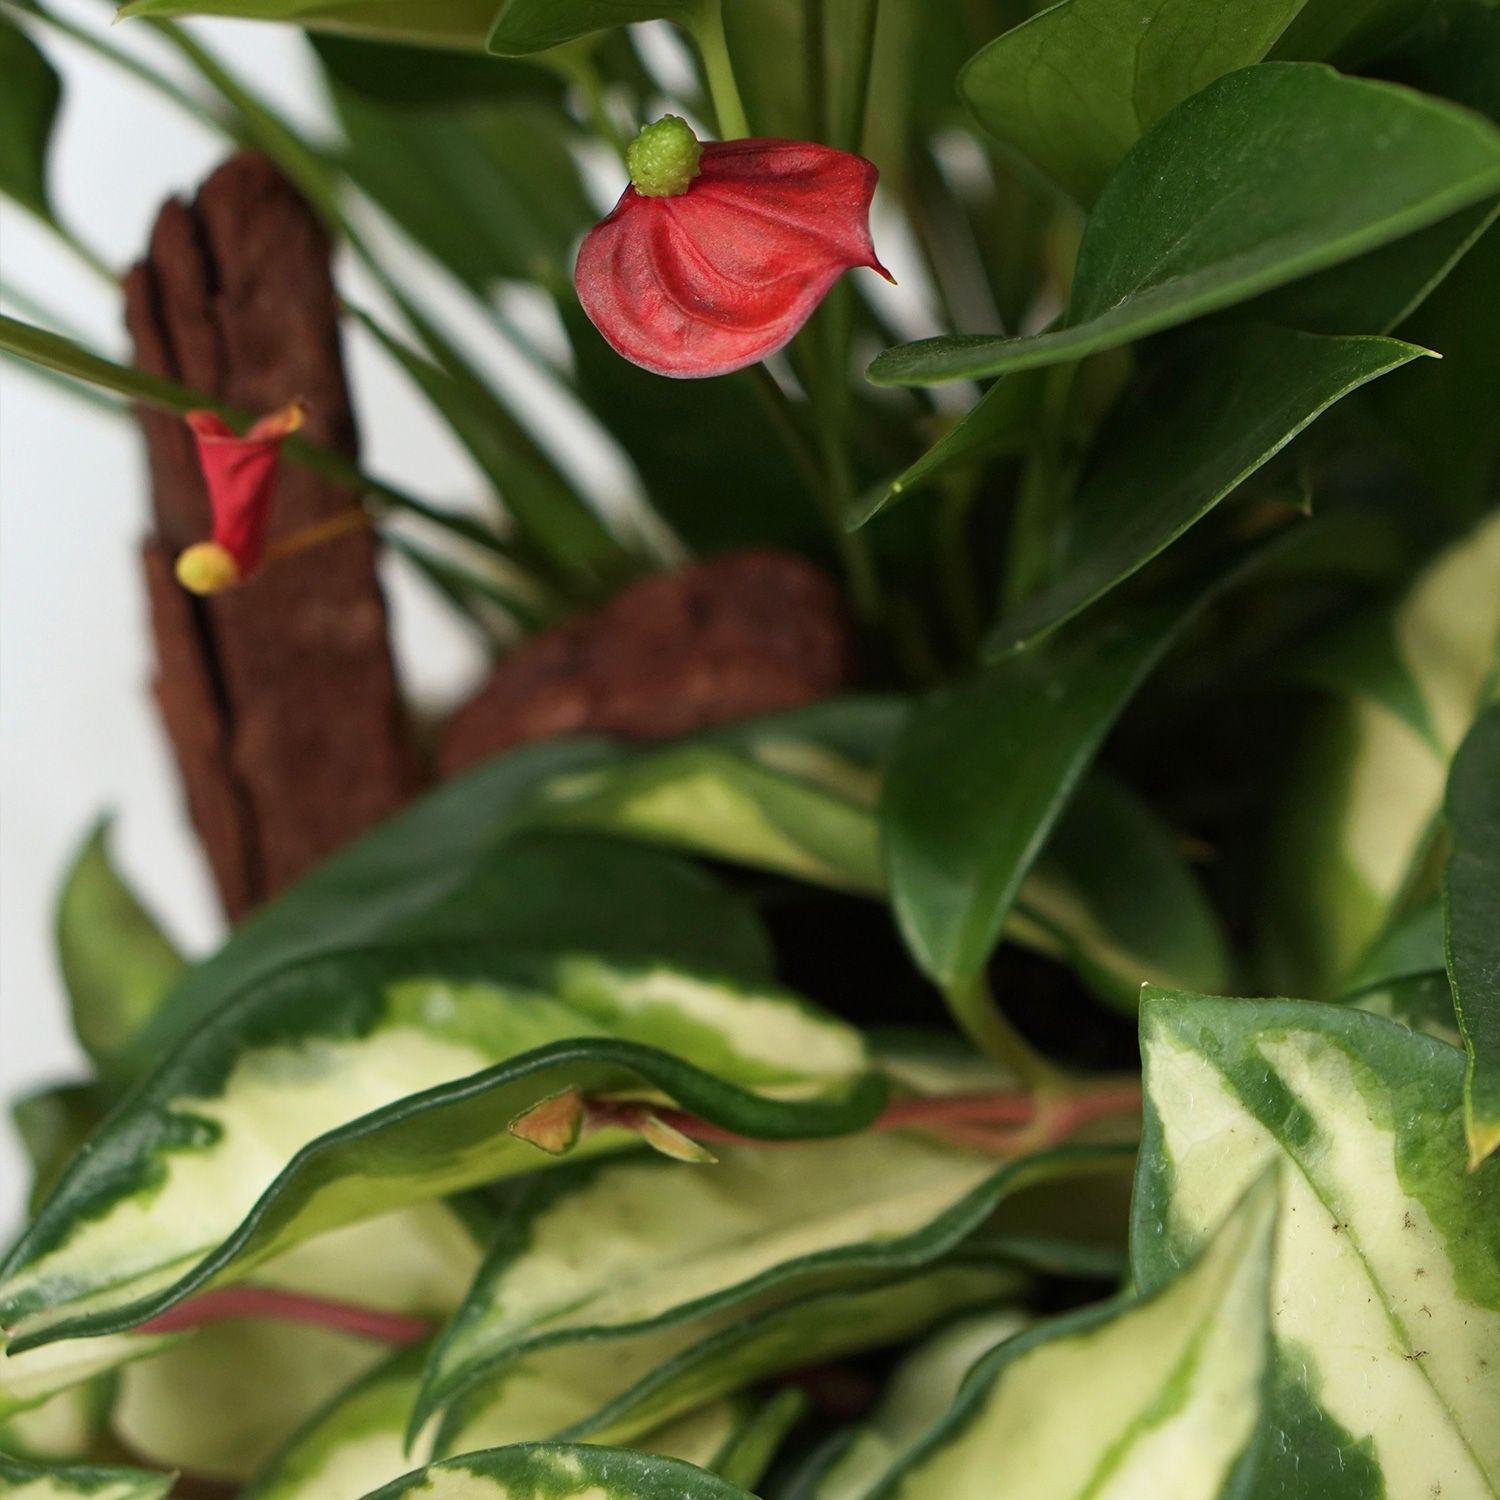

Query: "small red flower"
(175, 399), (306, 595)
(576, 117), (892, 379)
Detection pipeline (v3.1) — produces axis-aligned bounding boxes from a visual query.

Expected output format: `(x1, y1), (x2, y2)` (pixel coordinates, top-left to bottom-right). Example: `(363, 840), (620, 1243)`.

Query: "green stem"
(942, 971), (1070, 1095)
(746, 364), (822, 497)
(692, 0), (750, 139)
(556, 50), (630, 162)
(838, 0), (882, 154)
(935, 474), (982, 656)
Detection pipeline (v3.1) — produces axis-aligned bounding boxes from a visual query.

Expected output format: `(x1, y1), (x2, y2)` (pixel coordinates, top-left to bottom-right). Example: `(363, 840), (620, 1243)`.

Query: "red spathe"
(576, 138), (892, 379)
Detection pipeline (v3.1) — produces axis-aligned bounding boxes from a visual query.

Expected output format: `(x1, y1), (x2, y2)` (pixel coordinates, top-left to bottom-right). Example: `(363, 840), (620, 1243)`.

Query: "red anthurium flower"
(175, 399), (306, 595)
(576, 116), (893, 379)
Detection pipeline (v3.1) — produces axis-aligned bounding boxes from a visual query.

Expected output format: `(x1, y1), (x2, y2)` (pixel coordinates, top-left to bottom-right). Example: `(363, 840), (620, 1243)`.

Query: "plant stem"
(838, 0), (882, 154)
(139, 1287), (430, 1345)
(557, 49), (630, 162)
(693, 0), (750, 139)
(803, 0), (827, 141)
(941, 971), (1070, 1095)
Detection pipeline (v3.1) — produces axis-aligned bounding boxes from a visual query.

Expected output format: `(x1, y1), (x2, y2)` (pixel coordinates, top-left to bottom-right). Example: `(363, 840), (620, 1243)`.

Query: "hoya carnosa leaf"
(0, 951), (876, 1353)
(576, 135), (891, 379)
(358, 1443), (759, 1500)
(418, 1135), (1128, 1432)
(0, 1452), (173, 1500)
(1136, 991), (1500, 1498)
(870, 1174), (1280, 1500)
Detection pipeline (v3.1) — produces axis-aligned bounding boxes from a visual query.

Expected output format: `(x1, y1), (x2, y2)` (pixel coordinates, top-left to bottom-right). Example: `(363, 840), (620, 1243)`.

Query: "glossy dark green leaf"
(116, 0), (500, 48)
(1272, 0), (1436, 67)
(54, 819), (185, 1081)
(311, 33), (560, 108)
(487, 0), (703, 54)
(1135, 991), (1500, 1497)
(885, 565), (1241, 984)
(1444, 703), (1500, 1166)
(131, 739), (773, 1066)
(869, 64), (1500, 386)
(959, 0), (1308, 205)
(0, 14), (60, 222)
(987, 328), (1427, 655)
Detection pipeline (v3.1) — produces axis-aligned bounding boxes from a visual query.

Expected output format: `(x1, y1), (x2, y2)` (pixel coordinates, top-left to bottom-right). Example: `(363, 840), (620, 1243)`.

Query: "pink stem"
(138, 1286), (432, 1345)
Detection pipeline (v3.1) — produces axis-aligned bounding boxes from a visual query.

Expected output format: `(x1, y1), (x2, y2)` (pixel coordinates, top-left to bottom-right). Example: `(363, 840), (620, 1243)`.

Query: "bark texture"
(439, 549), (856, 774)
(125, 152), (419, 920)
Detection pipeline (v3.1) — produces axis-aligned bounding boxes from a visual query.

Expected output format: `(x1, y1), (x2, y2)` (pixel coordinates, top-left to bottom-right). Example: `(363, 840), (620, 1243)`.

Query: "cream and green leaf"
(1265, 508), (1500, 996)
(0, 1453), (172, 1500)
(1136, 990), (1500, 1498)
(864, 1173), (1280, 1500)
(0, 949), (876, 1353)
(1444, 704), (1500, 1166)
(418, 1136), (1130, 1429)
(356, 1443), (760, 1500)
(436, 1258), (1028, 1458)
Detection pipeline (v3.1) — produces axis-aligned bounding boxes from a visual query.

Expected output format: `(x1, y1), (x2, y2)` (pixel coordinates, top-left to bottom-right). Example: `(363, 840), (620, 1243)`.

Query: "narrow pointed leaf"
(55, 820), (185, 1082)
(885, 581), (1224, 984)
(0, 950), (875, 1353)
(0, 15), (60, 223)
(986, 328), (1428, 656)
(870, 1175), (1279, 1500)
(869, 65), (1500, 386)
(1444, 704), (1500, 1166)
(488, 0), (704, 54)
(115, 0), (499, 48)
(1135, 991), (1500, 1498)
(0, 1453), (172, 1500)
(420, 1137), (1127, 1428)
(360, 1443), (756, 1500)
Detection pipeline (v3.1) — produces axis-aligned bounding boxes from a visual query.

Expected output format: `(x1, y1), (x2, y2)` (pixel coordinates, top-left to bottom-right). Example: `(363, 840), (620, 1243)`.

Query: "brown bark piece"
(438, 549), (856, 775)
(126, 152), (419, 920)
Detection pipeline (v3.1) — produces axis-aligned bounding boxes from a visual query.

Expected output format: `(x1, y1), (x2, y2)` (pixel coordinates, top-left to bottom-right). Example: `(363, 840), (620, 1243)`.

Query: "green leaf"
(885, 574), (1235, 985)
(0, 1453), (171, 1500)
(437, 1258), (1028, 1457)
(869, 64), (1500, 386)
(0, 948), (877, 1354)
(1272, 0), (1436, 67)
(54, 820), (185, 1082)
(1264, 509), (1500, 996)
(959, 0), (1308, 205)
(1444, 704), (1500, 1166)
(487, 0), (703, 54)
(0, 14), (60, 224)
(1135, 991), (1500, 1498)
(1341, 897), (1447, 997)
(987, 327), (1427, 656)
(0, 1332), (180, 1423)
(10, 1085), (110, 1216)
(419, 1137), (1128, 1431)
(801, 1308), (1029, 1500)
(115, 0), (501, 48)
(0, 1380), (113, 1467)
(361, 1443), (757, 1500)
(132, 736), (773, 1064)
(869, 1175), (1280, 1500)
(1018, 774), (1230, 1010)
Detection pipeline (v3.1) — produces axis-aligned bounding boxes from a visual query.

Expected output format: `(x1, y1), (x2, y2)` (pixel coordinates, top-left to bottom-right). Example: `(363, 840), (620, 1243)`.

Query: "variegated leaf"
(1136, 990), (1500, 1498)
(355, 1443), (757, 1500)
(437, 1258), (1028, 1458)
(0, 1453), (171, 1500)
(0, 1379), (112, 1466)
(865, 1174), (1279, 1500)
(1266, 508), (1500, 996)
(419, 1137), (1128, 1429)
(801, 1308), (1030, 1500)
(0, 950), (875, 1353)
